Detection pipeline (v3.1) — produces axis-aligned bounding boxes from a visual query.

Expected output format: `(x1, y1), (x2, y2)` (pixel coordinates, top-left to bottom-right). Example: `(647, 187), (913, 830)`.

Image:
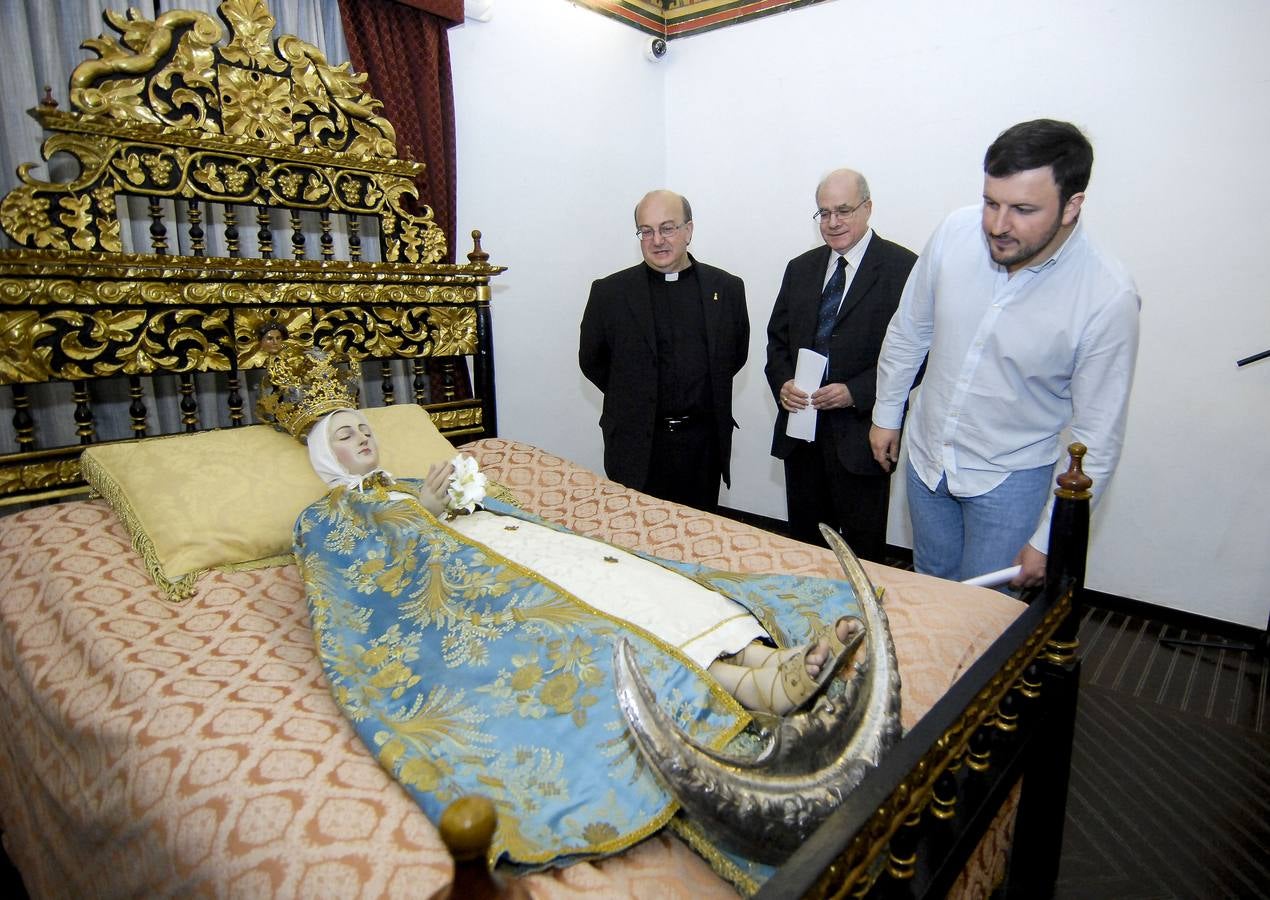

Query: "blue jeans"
(906, 461), (1054, 584)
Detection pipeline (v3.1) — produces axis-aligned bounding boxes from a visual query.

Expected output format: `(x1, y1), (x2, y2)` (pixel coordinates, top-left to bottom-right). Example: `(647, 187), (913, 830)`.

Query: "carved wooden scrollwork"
(1, 0), (444, 263)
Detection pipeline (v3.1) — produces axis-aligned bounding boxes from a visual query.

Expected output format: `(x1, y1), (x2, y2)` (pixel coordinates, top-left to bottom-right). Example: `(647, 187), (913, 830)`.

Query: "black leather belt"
(659, 413), (700, 433)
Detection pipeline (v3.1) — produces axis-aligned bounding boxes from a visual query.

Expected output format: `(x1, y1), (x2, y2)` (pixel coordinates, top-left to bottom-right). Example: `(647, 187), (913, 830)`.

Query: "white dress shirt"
(873, 205), (1140, 553)
(821, 228), (874, 310)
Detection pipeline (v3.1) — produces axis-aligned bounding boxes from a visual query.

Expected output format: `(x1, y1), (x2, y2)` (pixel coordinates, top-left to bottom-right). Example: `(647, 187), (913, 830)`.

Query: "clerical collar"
(645, 261), (695, 282)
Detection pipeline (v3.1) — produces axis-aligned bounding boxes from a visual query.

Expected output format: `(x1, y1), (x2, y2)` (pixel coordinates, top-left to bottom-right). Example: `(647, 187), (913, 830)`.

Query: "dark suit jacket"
(765, 234), (917, 475)
(579, 256), (749, 490)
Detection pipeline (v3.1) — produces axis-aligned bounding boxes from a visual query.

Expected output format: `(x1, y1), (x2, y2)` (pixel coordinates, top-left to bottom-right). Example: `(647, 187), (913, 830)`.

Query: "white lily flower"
(446, 453), (487, 516)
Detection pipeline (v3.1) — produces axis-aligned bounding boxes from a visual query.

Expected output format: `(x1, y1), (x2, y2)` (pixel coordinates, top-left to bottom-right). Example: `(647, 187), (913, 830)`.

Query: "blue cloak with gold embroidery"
(292, 481), (859, 871)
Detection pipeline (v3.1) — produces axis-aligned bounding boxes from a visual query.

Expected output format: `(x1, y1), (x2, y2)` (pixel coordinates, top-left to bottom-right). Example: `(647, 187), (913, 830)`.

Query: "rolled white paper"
(962, 565), (1022, 588)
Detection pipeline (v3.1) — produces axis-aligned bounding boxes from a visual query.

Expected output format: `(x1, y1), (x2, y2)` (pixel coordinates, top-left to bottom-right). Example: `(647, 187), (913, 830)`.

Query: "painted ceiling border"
(569, 0), (837, 40)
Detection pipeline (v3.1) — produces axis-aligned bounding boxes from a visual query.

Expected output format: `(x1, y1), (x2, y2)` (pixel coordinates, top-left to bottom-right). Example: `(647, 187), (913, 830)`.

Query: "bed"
(0, 3), (1088, 897)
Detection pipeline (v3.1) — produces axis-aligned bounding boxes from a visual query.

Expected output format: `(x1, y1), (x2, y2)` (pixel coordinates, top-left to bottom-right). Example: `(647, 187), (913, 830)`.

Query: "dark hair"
(984, 119), (1093, 206)
(257, 321), (288, 340)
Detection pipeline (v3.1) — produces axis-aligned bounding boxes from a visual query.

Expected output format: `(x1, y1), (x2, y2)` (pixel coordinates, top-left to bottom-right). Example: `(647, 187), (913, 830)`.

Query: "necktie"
(813, 256), (847, 356)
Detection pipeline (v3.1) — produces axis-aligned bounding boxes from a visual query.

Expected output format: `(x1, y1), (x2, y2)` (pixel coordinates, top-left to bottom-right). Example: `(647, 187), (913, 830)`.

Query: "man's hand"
(779, 379), (810, 412)
(869, 425), (900, 472)
(1010, 544), (1047, 589)
(810, 382), (853, 410)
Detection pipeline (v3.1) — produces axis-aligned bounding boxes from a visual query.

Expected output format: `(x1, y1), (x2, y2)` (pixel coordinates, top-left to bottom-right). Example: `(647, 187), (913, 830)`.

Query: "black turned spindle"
(290, 211), (305, 260)
(1018, 661), (1042, 700)
(439, 358), (459, 402)
(995, 690), (1020, 734)
(348, 215), (361, 262)
(227, 371), (243, 427)
(187, 200), (205, 256)
(411, 358), (427, 405)
(147, 199), (168, 254)
(71, 380), (96, 444)
(177, 374), (199, 432)
(11, 385), (35, 451)
(379, 361), (395, 405)
(966, 721), (993, 773)
(319, 210), (334, 261)
(931, 767), (959, 821)
(127, 376), (148, 437)
(256, 207), (273, 259)
(224, 204), (240, 257)
(886, 809), (922, 882)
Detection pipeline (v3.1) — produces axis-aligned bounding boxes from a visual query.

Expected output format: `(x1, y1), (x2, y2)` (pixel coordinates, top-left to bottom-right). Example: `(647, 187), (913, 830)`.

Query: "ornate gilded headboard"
(0, 0), (503, 506)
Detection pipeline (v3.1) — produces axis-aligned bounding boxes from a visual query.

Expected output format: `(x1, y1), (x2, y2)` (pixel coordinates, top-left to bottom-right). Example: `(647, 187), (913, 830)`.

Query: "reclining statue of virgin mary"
(260, 346), (900, 876)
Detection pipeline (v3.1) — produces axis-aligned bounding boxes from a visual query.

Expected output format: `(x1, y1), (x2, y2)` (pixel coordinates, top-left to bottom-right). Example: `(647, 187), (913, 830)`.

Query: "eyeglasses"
(636, 222), (689, 241)
(812, 199), (870, 222)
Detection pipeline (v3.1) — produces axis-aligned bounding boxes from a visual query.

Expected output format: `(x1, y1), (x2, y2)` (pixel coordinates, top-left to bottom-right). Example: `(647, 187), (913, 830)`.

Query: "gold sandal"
(774, 616), (865, 714)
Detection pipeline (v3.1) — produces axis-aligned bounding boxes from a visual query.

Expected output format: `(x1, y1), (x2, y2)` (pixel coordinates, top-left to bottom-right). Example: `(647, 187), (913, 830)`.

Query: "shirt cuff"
(871, 401), (905, 430)
(1028, 521), (1050, 556)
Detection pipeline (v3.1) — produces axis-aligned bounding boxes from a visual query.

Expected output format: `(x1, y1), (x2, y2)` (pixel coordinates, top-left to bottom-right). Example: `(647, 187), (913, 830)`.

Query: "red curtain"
(339, 0), (470, 401)
(380, 0), (463, 19)
(338, 0), (460, 262)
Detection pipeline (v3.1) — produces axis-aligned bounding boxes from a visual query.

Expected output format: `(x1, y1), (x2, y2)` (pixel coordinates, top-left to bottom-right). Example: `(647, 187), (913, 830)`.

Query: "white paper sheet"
(785, 348), (828, 441)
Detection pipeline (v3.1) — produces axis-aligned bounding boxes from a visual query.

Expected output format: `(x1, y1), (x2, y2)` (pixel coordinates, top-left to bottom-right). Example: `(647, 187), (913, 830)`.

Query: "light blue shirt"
(874, 205), (1140, 553)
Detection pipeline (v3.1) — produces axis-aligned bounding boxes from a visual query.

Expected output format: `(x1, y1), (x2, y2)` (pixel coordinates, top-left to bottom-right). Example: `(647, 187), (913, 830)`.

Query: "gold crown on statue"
(256, 343), (360, 442)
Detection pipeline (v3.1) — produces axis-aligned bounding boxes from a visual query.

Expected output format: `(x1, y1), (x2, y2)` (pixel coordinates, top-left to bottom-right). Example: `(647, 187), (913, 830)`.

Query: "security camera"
(645, 37), (668, 62)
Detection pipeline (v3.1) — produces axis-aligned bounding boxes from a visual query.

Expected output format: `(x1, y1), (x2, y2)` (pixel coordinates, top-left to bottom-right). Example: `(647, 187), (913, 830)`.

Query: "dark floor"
(1054, 602), (1270, 900)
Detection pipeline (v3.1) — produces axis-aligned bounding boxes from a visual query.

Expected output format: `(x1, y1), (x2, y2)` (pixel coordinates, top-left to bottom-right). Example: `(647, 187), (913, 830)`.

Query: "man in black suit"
(579, 190), (749, 510)
(765, 169), (917, 559)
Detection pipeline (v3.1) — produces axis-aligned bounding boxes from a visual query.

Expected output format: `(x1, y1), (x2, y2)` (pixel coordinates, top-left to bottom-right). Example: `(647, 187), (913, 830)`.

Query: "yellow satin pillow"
(80, 404), (460, 600)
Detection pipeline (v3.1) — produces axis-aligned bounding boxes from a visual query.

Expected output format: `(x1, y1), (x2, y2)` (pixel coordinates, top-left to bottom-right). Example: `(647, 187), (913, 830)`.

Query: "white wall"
(449, 4), (662, 468)
(451, 0), (1270, 628)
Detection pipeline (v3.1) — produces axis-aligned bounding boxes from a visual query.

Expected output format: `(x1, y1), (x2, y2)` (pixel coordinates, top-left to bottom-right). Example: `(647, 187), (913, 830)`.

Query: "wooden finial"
(1056, 442), (1093, 499)
(40, 85), (58, 109)
(439, 794), (497, 862)
(428, 795), (527, 900)
(467, 229), (490, 266)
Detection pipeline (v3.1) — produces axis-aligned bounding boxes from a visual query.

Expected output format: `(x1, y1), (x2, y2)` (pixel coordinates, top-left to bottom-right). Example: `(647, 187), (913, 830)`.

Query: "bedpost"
(1004, 442), (1091, 895)
(428, 795), (527, 900)
(1044, 442), (1092, 595)
(469, 230), (498, 439)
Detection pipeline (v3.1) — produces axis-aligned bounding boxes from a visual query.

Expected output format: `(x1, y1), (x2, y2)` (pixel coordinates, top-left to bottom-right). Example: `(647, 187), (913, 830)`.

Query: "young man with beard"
(870, 119), (1140, 589)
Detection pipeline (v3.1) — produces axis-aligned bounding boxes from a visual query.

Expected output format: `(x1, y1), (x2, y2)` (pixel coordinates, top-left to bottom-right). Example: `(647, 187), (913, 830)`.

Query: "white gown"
(449, 510), (767, 669)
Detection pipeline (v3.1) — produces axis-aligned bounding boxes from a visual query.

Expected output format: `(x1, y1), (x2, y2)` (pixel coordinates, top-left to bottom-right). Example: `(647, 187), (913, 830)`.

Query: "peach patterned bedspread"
(0, 439), (1024, 898)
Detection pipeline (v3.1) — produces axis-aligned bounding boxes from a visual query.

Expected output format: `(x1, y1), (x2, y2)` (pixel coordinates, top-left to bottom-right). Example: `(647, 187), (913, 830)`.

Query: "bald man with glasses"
(580, 189), (749, 511)
(765, 169), (917, 560)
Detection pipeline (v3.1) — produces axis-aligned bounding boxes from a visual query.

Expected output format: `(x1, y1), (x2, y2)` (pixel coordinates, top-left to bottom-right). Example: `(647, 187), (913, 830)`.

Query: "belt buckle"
(664, 415), (687, 433)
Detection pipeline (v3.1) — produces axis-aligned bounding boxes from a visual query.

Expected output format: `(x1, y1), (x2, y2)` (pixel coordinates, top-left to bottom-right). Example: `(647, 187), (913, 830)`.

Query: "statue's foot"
(714, 617), (864, 716)
(774, 616), (864, 713)
(719, 640), (800, 670)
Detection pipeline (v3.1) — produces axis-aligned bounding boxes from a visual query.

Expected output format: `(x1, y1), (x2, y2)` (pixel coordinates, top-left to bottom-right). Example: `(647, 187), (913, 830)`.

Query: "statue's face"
(260, 327), (285, 355)
(328, 410), (379, 475)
